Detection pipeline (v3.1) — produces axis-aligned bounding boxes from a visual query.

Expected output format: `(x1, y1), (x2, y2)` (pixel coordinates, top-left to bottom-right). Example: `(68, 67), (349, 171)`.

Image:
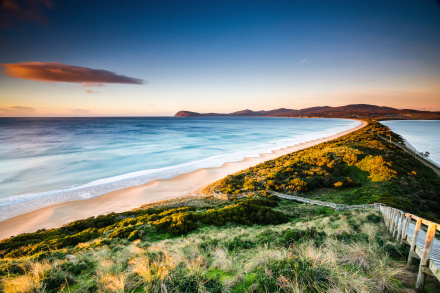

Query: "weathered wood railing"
(268, 191), (439, 291)
(209, 190), (439, 291)
(381, 206), (440, 291)
(270, 191), (383, 211)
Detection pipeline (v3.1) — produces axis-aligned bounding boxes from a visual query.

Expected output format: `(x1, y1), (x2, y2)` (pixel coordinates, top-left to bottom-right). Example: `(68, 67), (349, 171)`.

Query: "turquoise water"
(382, 120), (440, 167)
(0, 117), (360, 220)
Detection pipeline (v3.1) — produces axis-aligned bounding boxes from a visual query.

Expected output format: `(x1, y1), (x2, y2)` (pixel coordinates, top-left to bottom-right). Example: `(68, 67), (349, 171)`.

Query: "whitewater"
(0, 117), (360, 221)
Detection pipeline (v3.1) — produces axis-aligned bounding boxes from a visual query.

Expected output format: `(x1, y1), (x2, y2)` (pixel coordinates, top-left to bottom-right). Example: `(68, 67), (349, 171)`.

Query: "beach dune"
(0, 120), (367, 240)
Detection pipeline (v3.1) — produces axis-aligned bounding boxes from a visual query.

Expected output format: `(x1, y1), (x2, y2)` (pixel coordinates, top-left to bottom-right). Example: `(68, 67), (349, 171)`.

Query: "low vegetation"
(204, 122), (440, 221)
(3, 200), (439, 292)
(1, 121), (439, 292)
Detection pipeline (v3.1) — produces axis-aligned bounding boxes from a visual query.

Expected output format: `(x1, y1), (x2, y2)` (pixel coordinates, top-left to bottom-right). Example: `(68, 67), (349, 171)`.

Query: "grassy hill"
(3, 199), (440, 292)
(1, 121), (439, 292)
(204, 121), (440, 222)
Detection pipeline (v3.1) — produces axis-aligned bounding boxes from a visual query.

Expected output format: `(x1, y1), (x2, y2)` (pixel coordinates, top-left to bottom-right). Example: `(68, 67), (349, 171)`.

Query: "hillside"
(175, 104), (440, 120)
(1, 122), (440, 292)
(204, 122), (440, 221)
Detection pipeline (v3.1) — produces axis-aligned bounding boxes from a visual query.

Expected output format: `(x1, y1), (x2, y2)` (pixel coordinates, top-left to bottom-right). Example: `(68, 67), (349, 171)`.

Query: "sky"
(0, 0), (439, 116)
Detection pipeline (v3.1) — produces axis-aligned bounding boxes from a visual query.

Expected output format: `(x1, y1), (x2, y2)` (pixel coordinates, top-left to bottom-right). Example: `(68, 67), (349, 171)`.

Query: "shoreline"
(0, 120), (367, 240)
(380, 120), (440, 169)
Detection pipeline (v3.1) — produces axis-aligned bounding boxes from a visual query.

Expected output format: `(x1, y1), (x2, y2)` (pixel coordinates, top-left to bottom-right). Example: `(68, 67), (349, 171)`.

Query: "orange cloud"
(0, 62), (145, 85)
(86, 90), (98, 94)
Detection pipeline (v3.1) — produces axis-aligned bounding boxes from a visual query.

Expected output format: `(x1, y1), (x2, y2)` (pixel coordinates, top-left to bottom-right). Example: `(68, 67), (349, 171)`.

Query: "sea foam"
(0, 118), (360, 221)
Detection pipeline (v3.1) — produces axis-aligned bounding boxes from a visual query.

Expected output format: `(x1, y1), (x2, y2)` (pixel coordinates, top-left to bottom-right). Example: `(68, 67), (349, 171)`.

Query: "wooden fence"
(380, 206), (440, 291)
(267, 191), (440, 291)
(270, 191), (383, 210)
(209, 190), (440, 291)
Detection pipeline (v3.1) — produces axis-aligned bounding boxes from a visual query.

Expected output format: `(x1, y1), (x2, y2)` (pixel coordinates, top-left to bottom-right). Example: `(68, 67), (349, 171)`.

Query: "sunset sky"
(1, 0), (440, 116)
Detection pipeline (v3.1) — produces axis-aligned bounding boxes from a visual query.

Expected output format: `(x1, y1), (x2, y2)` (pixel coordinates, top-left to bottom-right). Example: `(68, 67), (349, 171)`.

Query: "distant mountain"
(174, 104), (440, 120)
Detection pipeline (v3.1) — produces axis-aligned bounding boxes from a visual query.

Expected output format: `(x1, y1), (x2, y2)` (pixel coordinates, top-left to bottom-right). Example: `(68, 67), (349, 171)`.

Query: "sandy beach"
(0, 120), (367, 240)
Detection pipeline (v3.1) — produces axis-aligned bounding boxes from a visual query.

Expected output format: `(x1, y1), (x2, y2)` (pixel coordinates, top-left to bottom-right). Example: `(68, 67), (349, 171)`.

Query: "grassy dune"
(1, 121), (440, 292)
(3, 200), (439, 292)
(204, 122), (440, 221)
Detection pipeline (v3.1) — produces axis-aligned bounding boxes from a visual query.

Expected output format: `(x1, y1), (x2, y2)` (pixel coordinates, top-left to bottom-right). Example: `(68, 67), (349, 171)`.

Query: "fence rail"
(380, 206), (440, 291)
(209, 190), (440, 291)
(270, 191), (382, 210)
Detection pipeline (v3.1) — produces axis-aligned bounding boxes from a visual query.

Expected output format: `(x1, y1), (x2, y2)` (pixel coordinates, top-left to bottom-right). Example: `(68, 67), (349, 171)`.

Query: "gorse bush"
(204, 122), (440, 221)
(0, 198), (289, 257)
(200, 200), (289, 227)
(0, 206), (434, 292)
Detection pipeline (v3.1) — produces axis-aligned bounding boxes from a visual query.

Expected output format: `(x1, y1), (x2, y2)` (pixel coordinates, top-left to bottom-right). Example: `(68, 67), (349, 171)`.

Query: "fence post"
(392, 210), (400, 238)
(396, 211), (405, 240)
(389, 209), (397, 233)
(390, 209), (396, 232)
(383, 207), (389, 228)
(416, 223), (438, 292)
(386, 207), (391, 228)
(408, 218), (422, 266)
(401, 214), (411, 244)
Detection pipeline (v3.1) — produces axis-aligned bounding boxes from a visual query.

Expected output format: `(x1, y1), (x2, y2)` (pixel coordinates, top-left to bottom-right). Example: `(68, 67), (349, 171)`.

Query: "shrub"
(283, 227), (326, 246)
(226, 236), (256, 251)
(356, 155), (397, 182)
(165, 265), (224, 293)
(0, 261), (25, 276)
(60, 260), (94, 276)
(107, 226), (136, 239)
(200, 201), (289, 227)
(366, 213), (382, 223)
(152, 212), (198, 236)
(254, 257), (330, 292)
(42, 268), (75, 292)
(335, 232), (369, 243)
(383, 243), (409, 260)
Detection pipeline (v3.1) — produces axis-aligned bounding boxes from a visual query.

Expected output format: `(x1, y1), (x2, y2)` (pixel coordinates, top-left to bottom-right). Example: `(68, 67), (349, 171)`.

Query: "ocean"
(381, 120), (440, 167)
(0, 117), (360, 220)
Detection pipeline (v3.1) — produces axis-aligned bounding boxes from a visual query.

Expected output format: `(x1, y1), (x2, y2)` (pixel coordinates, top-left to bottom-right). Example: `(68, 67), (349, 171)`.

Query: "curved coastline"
(0, 119), (359, 221)
(0, 119), (367, 240)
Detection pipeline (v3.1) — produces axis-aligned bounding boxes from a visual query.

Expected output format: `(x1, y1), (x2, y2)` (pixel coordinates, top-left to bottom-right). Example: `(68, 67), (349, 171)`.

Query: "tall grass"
(0, 207), (427, 292)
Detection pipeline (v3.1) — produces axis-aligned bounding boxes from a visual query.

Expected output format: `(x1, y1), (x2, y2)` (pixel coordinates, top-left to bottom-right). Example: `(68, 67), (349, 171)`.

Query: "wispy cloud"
(71, 108), (91, 115)
(86, 89), (98, 94)
(82, 83), (105, 87)
(0, 105), (36, 116)
(368, 79), (376, 83)
(300, 58), (307, 63)
(0, 62), (145, 85)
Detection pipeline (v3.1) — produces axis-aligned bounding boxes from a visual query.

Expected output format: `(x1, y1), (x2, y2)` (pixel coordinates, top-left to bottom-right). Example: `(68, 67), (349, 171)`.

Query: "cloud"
(82, 83), (105, 87)
(300, 59), (307, 63)
(0, 105), (36, 116)
(0, 0), (53, 30)
(71, 108), (91, 115)
(86, 89), (98, 94)
(0, 62), (145, 85)
(368, 79), (376, 83)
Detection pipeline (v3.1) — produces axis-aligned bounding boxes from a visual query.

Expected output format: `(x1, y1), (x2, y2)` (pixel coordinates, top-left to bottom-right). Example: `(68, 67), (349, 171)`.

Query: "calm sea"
(0, 117), (360, 220)
(381, 120), (440, 167)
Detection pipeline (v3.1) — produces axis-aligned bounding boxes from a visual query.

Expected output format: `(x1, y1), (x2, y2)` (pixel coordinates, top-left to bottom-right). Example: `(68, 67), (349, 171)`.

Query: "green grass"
(2, 205), (439, 292)
(204, 121), (440, 221)
(1, 121), (440, 292)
